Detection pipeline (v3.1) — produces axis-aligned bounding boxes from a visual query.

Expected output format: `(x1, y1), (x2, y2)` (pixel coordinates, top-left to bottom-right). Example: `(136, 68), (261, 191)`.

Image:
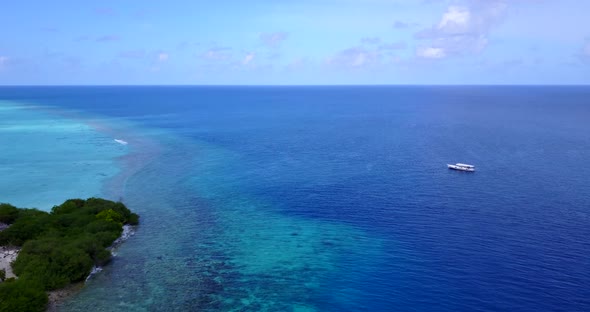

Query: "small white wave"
(112, 225), (135, 246)
(85, 225), (135, 282)
(114, 139), (128, 145)
(85, 266), (103, 282)
(109, 225), (136, 257)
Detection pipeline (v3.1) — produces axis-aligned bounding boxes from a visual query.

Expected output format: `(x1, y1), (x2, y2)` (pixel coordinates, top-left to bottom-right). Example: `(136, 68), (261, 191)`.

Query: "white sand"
(0, 246), (20, 279)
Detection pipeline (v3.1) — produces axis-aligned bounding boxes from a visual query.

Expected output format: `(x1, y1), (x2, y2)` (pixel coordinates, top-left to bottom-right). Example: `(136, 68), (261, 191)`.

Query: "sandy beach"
(0, 246), (20, 279)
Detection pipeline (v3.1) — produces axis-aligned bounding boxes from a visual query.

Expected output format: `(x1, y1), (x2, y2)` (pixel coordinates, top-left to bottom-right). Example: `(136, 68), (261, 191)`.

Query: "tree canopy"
(0, 198), (138, 312)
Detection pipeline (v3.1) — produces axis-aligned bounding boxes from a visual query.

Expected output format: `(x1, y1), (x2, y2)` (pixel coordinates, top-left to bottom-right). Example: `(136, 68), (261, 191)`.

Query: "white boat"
(447, 163), (475, 172)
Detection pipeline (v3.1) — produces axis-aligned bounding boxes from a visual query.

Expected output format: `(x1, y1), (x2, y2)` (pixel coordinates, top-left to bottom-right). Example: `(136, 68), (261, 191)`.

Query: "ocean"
(0, 86), (589, 311)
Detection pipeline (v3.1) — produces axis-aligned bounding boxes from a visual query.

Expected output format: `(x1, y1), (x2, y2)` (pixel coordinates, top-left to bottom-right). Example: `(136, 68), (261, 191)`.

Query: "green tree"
(96, 209), (124, 224)
(1, 198), (138, 308)
(0, 279), (48, 312)
(0, 203), (19, 224)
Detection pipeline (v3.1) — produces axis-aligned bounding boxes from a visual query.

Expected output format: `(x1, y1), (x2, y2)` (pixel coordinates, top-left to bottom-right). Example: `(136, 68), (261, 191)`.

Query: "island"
(0, 198), (139, 312)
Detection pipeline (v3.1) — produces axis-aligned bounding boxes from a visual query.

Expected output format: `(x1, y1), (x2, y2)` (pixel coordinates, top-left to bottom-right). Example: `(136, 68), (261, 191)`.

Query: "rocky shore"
(46, 282), (85, 312)
(0, 246), (19, 279)
(0, 222), (19, 280)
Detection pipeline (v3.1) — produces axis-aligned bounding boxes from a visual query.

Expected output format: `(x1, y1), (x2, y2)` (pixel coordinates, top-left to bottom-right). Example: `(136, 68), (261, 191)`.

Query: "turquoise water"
(0, 101), (127, 210)
(1, 86), (589, 311)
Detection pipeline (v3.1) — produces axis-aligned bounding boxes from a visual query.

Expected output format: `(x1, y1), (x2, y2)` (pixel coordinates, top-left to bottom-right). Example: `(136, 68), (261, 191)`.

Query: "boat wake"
(114, 139), (128, 145)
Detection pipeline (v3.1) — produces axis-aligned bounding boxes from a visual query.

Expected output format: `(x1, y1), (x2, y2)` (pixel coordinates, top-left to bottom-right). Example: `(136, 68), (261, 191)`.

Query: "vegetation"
(0, 203), (19, 224)
(0, 198), (138, 312)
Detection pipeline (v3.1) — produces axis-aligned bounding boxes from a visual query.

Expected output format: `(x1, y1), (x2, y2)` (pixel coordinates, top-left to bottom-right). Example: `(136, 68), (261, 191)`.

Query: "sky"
(0, 0), (589, 85)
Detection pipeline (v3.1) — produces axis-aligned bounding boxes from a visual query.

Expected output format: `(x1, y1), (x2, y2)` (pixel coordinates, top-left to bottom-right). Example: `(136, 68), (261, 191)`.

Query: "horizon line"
(1, 84), (589, 87)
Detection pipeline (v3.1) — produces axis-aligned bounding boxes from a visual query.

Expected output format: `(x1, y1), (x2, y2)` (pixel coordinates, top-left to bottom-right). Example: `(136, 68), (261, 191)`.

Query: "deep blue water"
(1, 86), (589, 311)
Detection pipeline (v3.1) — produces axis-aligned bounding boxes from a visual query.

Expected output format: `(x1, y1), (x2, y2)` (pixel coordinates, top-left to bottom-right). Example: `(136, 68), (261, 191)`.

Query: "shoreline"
(0, 218), (137, 311)
(45, 225), (137, 310)
(46, 282), (85, 312)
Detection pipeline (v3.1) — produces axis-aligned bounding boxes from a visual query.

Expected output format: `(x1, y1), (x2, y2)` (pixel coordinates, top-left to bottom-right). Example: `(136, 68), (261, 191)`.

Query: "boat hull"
(447, 164), (475, 172)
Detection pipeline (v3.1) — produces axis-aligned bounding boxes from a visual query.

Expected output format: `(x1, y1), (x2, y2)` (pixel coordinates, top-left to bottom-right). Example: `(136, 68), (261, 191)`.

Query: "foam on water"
(114, 139), (129, 145)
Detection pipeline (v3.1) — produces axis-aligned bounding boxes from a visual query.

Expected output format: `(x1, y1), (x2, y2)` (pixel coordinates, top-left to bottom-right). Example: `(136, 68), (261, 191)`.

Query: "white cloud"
(326, 47), (379, 68)
(438, 6), (471, 30)
(416, 47), (446, 59)
(415, 0), (507, 59)
(158, 53), (169, 62)
(242, 53), (255, 65)
(327, 39), (406, 68)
